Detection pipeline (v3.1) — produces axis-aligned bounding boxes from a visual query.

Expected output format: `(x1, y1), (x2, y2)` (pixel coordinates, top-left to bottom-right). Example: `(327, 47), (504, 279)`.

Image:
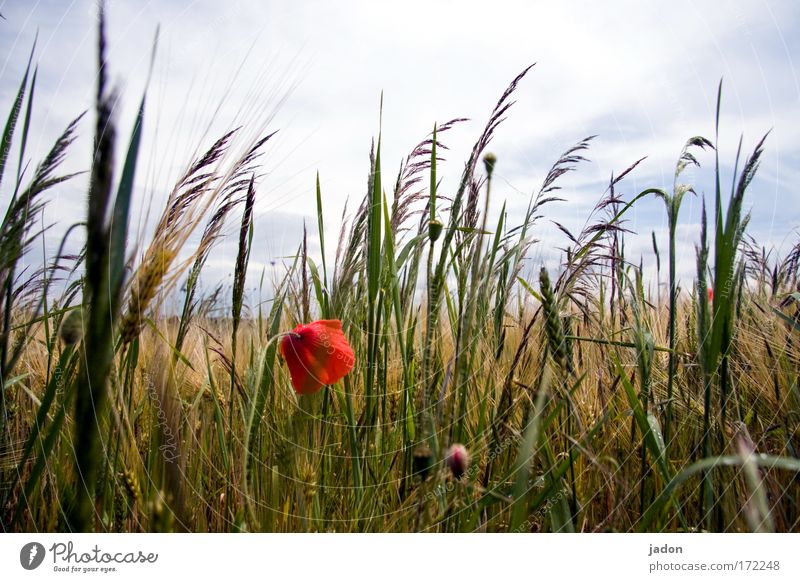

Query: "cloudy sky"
(1, 0), (798, 296)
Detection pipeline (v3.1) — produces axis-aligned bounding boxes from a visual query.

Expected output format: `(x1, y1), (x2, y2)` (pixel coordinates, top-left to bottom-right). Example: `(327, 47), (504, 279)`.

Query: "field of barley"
(1, 10), (799, 534)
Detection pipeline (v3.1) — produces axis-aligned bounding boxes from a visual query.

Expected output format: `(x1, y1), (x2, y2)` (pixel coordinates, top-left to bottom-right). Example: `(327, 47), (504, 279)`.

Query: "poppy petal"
(280, 319), (355, 395)
(281, 334), (325, 394)
(307, 320), (355, 385)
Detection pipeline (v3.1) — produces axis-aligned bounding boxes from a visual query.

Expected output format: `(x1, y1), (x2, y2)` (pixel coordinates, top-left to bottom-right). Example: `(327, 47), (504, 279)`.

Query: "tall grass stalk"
(641, 134), (713, 447)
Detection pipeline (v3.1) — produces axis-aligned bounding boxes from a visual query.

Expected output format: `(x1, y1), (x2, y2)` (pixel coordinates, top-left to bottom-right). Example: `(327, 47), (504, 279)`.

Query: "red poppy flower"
(707, 287), (714, 302)
(280, 319), (355, 395)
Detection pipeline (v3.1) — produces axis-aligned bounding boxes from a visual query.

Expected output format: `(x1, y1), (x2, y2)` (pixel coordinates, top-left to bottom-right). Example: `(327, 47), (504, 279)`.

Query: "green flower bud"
(483, 152), (497, 177)
(413, 445), (433, 481)
(428, 219), (443, 242)
(59, 308), (84, 345)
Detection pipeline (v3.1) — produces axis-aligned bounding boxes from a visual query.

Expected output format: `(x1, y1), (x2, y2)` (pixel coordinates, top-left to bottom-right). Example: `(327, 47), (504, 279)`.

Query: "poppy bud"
(444, 443), (470, 479)
(428, 218), (443, 242)
(59, 308), (84, 345)
(413, 445), (433, 480)
(483, 152), (497, 177)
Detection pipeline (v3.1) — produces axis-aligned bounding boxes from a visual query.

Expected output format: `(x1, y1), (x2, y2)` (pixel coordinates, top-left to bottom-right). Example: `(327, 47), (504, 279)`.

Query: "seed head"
(539, 267), (573, 374)
(120, 469), (140, 503)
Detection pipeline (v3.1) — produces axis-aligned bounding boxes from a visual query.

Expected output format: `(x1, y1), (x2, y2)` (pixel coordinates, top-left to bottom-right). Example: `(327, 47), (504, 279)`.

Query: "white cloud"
(1, 0), (798, 289)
